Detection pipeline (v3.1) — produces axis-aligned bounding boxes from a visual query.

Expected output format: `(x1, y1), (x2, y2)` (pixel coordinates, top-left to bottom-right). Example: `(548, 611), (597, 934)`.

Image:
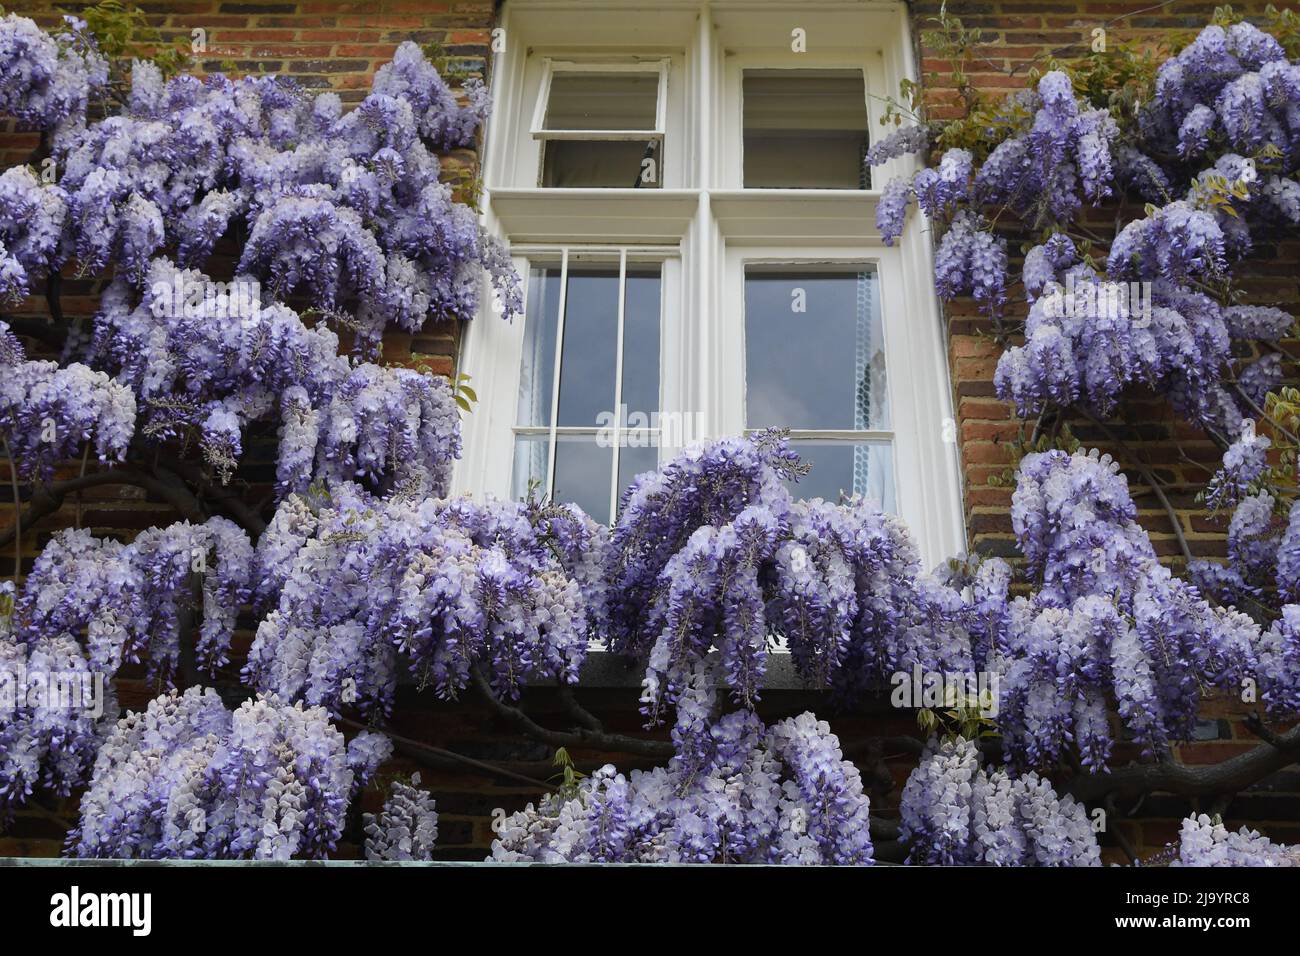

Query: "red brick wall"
(918, 0), (1300, 861)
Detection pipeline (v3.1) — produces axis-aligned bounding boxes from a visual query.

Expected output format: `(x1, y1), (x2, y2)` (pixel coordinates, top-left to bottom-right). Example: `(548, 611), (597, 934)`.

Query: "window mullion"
(608, 248), (628, 520)
(545, 247), (570, 498)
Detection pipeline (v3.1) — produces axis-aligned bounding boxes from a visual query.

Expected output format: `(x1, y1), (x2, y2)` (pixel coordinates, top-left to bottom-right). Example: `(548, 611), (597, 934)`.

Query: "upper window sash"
(719, 50), (888, 193)
(529, 59), (670, 140)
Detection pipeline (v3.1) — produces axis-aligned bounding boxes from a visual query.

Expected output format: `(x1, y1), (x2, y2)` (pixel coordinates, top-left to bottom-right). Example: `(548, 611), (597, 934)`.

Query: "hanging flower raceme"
(1204, 430), (1271, 511)
(984, 449), (1287, 769)
(994, 261), (1253, 433)
(48, 35), (519, 338)
(1144, 22), (1292, 160)
(66, 688), (391, 860)
(0, 325), (136, 481)
(10, 517), (253, 684)
(363, 773), (439, 862)
(0, 626), (115, 824)
(0, 15), (107, 137)
(899, 736), (1100, 866)
(1181, 433), (1300, 714)
(603, 431), (975, 723)
(933, 210), (1008, 315)
(245, 484), (606, 716)
(0, 166), (68, 303)
(490, 666), (873, 865)
(869, 21), (1300, 437)
(88, 259), (461, 497)
(1172, 813), (1300, 866)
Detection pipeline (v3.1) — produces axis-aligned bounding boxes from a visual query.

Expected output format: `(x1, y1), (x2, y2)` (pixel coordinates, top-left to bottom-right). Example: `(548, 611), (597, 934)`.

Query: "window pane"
(553, 434), (614, 522)
(616, 442), (659, 514)
(514, 433), (618, 522)
(541, 139), (662, 188)
(557, 268), (620, 426)
(787, 439), (895, 512)
(544, 72), (659, 130)
(620, 268), (661, 418)
(512, 434), (550, 503)
(513, 262), (663, 523)
(516, 267), (562, 427)
(743, 70), (870, 189)
(745, 268), (889, 430)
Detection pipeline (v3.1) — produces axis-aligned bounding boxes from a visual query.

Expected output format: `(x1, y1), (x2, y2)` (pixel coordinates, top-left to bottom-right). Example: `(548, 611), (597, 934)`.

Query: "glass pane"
(786, 440), (895, 512)
(745, 268), (889, 430)
(512, 434), (551, 503)
(557, 267), (620, 427)
(516, 267), (562, 428)
(743, 70), (870, 189)
(616, 442), (659, 515)
(541, 139), (662, 188)
(553, 434), (614, 523)
(544, 72), (659, 130)
(620, 268), (661, 419)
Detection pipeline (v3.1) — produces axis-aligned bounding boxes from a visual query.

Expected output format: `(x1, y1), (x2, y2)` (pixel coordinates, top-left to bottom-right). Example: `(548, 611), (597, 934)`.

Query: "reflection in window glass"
(743, 70), (870, 189)
(544, 73), (659, 130)
(512, 433), (549, 504)
(541, 140), (661, 188)
(552, 434), (613, 521)
(745, 268), (888, 430)
(784, 440), (894, 512)
(540, 72), (662, 188)
(556, 270), (620, 426)
(744, 266), (894, 510)
(516, 268), (561, 428)
(620, 270), (661, 418)
(514, 262), (663, 523)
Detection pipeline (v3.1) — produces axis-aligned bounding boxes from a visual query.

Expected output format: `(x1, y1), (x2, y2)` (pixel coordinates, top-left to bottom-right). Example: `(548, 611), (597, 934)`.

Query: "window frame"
(724, 51), (885, 191)
(511, 247), (670, 523)
(721, 245), (945, 536)
(529, 58), (672, 189)
(458, 0), (966, 572)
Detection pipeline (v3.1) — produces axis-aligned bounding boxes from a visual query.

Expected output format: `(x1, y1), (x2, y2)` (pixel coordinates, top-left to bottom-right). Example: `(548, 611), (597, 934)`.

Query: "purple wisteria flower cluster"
(490, 665), (873, 865)
(0, 165), (69, 303)
(363, 773), (439, 862)
(1184, 436), (1299, 715)
(990, 448), (1270, 768)
(66, 687), (391, 859)
(1204, 429), (1272, 510)
(0, 15), (107, 139)
(89, 260), (460, 495)
(0, 14), (501, 498)
(869, 21), (1300, 434)
(601, 435), (1299, 773)
(603, 431), (974, 722)
(899, 736), (1100, 866)
(0, 621), (113, 823)
(245, 483), (606, 716)
(0, 319), (136, 481)
(20, 34), (521, 343)
(0, 512), (254, 818)
(10, 518), (252, 684)
(1172, 813), (1300, 866)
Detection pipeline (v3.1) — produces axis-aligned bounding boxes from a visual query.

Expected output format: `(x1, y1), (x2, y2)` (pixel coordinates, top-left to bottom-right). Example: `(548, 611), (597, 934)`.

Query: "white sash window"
(457, 0), (965, 570)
